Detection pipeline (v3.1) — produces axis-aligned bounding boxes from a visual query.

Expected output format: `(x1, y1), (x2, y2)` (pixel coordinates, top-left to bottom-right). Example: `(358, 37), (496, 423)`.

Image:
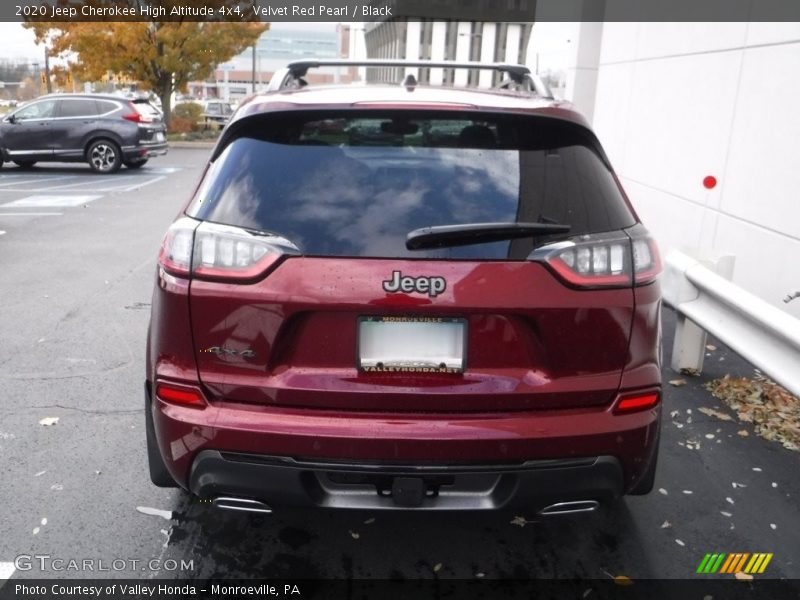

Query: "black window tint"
(59, 99), (99, 118)
(188, 112), (635, 260)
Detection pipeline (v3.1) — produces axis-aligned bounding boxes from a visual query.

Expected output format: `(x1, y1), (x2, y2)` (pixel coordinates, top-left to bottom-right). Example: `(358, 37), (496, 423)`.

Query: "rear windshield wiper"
(406, 222), (571, 250)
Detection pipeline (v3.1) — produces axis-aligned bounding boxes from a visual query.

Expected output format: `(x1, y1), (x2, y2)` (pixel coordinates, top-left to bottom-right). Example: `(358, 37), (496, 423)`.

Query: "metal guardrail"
(663, 249), (800, 398)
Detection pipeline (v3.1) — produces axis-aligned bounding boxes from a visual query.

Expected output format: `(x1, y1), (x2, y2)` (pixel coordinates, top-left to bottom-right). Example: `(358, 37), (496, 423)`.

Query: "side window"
(59, 99), (100, 118)
(96, 100), (118, 115)
(13, 100), (57, 120)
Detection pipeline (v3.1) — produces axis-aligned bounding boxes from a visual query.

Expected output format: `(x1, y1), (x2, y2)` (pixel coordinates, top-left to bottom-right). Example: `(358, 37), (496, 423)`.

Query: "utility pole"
(44, 45), (52, 94)
(251, 43), (256, 94)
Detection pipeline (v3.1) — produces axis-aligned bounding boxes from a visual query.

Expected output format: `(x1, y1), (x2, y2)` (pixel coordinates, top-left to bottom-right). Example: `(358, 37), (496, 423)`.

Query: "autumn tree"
(27, 9), (266, 125)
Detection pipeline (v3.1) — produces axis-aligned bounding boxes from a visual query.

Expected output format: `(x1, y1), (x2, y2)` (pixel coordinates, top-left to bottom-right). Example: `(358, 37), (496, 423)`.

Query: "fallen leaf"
(670, 410), (680, 418)
(737, 430), (749, 437)
(706, 434), (715, 439)
(583, 590), (592, 598)
(32, 527), (40, 535)
(510, 516), (533, 527)
(726, 497), (735, 505)
(38, 417), (59, 426)
(41, 518), (47, 526)
(706, 345), (717, 351)
(476, 572), (485, 579)
(669, 379), (687, 387)
(683, 490), (693, 494)
(772, 482), (778, 488)
(686, 409), (693, 414)
(720, 511), (732, 517)
(660, 521), (671, 528)
(34, 470), (46, 477)
(433, 563), (443, 572)
(349, 530), (360, 540)
(732, 482), (747, 489)
(752, 467), (762, 472)
(734, 571), (753, 581)
(770, 523), (777, 530)
(363, 517), (375, 525)
(698, 407), (733, 421)
(681, 368), (701, 377)
(675, 539), (685, 547)
(613, 575), (633, 586)
(704, 595), (714, 600)
(658, 488), (668, 495)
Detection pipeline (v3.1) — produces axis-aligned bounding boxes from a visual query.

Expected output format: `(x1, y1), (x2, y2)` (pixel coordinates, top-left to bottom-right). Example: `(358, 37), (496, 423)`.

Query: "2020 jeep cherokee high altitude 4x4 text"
(146, 60), (662, 515)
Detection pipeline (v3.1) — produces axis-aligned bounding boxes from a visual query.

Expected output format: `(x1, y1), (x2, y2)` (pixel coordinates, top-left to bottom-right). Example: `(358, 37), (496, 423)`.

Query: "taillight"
(614, 391), (660, 414)
(122, 102), (153, 123)
(156, 218), (299, 282)
(157, 217), (198, 276)
(531, 230), (661, 288)
(156, 382), (206, 407)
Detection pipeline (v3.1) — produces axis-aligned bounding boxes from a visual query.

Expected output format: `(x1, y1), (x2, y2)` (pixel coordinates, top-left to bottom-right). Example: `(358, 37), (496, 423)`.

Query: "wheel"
(145, 383), (178, 488)
(13, 160), (36, 168)
(87, 139), (122, 173)
(123, 159), (148, 169)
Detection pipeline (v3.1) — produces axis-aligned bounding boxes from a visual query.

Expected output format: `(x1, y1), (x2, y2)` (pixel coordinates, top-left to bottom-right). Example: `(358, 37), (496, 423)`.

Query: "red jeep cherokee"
(146, 60), (662, 515)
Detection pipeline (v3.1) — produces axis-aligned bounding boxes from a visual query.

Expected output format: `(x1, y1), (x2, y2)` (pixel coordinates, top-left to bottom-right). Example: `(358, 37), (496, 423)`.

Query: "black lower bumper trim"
(189, 450), (624, 512)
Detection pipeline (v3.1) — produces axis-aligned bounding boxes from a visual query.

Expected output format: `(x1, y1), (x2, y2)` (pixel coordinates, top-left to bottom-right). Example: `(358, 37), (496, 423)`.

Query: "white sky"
(0, 21), (337, 63)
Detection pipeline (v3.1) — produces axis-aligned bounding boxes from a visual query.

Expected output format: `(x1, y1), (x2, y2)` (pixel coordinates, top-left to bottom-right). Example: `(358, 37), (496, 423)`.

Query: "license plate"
(155, 132), (165, 142)
(358, 316), (466, 373)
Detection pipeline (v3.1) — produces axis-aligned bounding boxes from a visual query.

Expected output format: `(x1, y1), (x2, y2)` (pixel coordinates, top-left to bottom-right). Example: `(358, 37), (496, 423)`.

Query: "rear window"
(132, 101), (161, 119)
(187, 112), (635, 260)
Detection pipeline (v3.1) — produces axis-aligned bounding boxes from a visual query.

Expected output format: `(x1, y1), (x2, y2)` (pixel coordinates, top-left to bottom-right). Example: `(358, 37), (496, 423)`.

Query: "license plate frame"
(357, 316), (467, 374)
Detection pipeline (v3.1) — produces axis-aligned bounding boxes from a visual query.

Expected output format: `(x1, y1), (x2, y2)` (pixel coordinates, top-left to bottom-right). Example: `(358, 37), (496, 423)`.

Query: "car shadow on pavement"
(164, 495), (654, 580)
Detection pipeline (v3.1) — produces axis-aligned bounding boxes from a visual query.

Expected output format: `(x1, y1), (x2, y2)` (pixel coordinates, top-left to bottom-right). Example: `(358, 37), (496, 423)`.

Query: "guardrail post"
(668, 253), (735, 374)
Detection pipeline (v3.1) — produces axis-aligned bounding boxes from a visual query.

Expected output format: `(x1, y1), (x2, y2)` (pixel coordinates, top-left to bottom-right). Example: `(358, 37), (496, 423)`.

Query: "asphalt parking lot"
(0, 150), (797, 589)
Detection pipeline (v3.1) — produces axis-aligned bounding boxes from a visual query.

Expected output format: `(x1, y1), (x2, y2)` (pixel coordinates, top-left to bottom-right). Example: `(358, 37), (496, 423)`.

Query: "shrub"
(173, 102), (203, 125)
(169, 115), (194, 134)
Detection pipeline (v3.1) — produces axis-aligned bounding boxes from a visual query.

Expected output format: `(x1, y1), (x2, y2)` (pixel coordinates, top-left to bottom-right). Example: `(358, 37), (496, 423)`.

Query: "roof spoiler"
(266, 59), (553, 98)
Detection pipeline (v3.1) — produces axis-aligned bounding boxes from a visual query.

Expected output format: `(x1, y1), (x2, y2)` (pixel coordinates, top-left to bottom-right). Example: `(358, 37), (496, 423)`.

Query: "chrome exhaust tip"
(538, 500), (599, 516)
(212, 497), (273, 514)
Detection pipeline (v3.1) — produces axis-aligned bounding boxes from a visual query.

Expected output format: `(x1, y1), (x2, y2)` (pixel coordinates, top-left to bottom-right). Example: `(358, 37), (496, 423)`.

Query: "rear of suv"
(146, 60), (662, 516)
(0, 93), (167, 173)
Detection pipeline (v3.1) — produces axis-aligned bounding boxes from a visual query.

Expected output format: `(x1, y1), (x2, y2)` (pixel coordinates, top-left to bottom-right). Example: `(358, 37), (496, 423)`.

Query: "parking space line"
(0, 231), (5, 236)
(0, 561), (15, 580)
(21, 175), (142, 192)
(0, 175), (83, 189)
(116, 175), (166, 192)
(3, 195), (102, 208)
(0, 212), (63, 216)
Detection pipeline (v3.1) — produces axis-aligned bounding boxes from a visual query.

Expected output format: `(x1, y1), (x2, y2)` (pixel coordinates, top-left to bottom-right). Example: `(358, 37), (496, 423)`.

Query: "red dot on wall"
(703, 175), (717, 189)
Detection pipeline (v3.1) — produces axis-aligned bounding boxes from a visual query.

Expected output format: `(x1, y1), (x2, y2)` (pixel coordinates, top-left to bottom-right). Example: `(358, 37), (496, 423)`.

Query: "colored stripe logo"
(696, 553), (773, 574)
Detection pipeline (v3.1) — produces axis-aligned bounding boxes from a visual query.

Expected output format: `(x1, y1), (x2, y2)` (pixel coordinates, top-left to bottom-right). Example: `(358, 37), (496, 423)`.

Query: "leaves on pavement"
(705, 375), (799, 451)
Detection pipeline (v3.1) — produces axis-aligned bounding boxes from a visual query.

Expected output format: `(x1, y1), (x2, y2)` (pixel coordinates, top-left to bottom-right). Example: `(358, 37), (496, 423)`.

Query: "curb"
(168, 141), (217, 149)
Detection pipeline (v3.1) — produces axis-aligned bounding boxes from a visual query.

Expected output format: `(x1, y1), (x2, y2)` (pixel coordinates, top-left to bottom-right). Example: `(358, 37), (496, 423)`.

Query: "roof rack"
(266, 59), (553, 98)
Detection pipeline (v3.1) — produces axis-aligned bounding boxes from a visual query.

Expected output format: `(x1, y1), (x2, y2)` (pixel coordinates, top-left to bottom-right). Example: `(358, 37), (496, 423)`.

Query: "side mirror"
(6, 114), (16, 124)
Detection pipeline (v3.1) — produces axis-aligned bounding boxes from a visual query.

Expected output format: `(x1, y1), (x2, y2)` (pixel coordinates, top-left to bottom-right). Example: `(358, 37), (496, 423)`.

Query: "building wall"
(591, 23), (800, 317)
(363, 20), (532, 87)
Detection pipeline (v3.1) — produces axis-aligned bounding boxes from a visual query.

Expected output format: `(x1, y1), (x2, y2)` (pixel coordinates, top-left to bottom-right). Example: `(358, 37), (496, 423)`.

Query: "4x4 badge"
(382, 270), (446, 297)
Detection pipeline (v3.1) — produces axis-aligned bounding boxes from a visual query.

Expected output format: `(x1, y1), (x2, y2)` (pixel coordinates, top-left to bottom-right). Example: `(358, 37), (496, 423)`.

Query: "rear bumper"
(122, 142), (168, 160)
(148, 381), (661, 507)
(190, 450), (624, 512)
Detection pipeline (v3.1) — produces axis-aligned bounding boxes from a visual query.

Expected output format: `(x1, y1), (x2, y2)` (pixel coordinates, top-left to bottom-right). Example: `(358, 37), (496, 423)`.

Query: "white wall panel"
(622, 50), (740, 207)
(635, 23), (748, 59)
(721, 43), (800, 239)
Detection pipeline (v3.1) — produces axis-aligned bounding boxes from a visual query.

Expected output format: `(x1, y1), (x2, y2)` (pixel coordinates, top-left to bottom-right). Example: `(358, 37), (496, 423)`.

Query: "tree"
(27, 13), (266, 125)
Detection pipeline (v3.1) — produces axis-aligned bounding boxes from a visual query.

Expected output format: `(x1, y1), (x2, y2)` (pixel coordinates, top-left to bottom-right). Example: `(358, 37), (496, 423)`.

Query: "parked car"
(200, 100), (234, 126)
(0, 93), (168, 173)
(146, 60), (662, 516)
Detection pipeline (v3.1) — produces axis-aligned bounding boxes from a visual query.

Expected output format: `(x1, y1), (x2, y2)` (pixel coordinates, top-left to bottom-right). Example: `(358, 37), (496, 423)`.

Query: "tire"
(13, 160), (36, 168)
(123, 159), (148, 169)
(87, 139), (122, 174)
(145, 383), (178, 488)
